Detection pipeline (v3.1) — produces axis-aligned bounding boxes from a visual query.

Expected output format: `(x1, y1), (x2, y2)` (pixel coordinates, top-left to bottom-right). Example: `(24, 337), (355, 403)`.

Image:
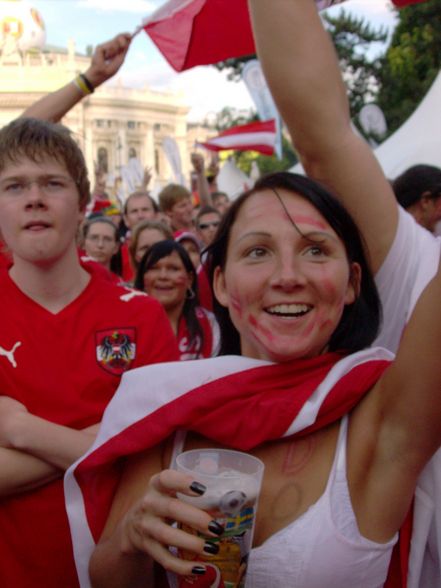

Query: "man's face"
(196, 211), (221, 246)
(0, 156), (83, 267)
(167, 196), (194, 231)
(124, 195), (156, 229)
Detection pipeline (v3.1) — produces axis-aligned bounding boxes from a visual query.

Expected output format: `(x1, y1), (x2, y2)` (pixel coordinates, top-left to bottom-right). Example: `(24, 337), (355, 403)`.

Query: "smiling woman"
(135, 239), (219, 360)
(208, 172), (379, 359)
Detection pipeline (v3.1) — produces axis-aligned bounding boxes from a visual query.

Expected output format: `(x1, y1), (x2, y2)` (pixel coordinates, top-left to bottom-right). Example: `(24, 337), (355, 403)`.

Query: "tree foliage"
(377, 0), (441, 134)
(323, 11), (387, 121)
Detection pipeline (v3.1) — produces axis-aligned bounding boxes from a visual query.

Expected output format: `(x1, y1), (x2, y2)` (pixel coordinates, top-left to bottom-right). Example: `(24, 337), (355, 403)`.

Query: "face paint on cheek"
(174, 275), (189, 286)
(249, 314), (275, 342)
(230, 293), (243, 318)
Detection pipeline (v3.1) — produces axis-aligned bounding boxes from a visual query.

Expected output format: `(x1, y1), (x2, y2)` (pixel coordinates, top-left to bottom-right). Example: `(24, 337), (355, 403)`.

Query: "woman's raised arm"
(248, 0), (398, 272)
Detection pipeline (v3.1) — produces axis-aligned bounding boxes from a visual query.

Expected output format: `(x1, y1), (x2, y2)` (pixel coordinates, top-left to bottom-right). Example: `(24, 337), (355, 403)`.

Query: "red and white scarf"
(65, 348), (394, 587)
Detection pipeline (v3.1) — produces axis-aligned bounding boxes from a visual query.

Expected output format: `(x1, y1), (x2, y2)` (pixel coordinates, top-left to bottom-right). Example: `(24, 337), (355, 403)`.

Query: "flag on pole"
(197, 119), (277, 156)
(140, 0), (427, 73)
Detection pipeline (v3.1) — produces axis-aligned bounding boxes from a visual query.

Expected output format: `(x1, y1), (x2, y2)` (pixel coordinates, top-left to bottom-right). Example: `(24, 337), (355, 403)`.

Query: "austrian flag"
(197, 119), (277, 156)
(141, 0), (429, 73)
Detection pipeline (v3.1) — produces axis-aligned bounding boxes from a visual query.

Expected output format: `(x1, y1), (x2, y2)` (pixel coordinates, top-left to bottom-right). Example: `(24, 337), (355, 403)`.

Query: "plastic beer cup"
(176, 448), (265, 588)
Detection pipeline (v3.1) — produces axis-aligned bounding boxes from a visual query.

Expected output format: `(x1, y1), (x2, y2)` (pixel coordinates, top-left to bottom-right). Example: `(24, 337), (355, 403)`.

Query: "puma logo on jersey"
(0, 341), (22, 368)
(120, 289), (148, 303)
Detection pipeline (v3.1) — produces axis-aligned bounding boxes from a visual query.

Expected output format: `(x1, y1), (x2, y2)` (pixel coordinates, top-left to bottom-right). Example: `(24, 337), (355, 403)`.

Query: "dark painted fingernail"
(204, 541), (219, 555)
(208, 520), (224, 536)
(190, 481), (206, 495)
(191, 566), (206, 575)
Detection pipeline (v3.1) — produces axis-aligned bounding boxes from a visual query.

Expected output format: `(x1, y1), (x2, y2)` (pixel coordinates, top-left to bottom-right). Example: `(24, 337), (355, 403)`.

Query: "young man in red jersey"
(0, 117), (178, 588)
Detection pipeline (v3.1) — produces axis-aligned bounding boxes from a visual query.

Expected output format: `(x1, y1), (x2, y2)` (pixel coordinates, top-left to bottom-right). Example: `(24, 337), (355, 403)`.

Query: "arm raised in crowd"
(191, 152), (213, 207)
(22, 33), (132, 123)
(248, 0), (398, 272)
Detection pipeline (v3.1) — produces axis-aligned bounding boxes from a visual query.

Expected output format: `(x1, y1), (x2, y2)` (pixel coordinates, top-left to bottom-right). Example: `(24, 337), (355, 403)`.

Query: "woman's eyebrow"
(301, 230), (339, 243)
(236, 231), (272, 244)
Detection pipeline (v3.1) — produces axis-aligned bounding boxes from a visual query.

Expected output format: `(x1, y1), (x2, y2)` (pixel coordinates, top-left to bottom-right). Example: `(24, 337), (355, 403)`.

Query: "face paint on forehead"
(270, 188), (328, 236)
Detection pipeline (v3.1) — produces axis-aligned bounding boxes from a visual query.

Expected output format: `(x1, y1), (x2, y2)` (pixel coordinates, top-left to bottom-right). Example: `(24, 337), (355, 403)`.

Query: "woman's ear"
(213, 266), (229, 308)
(345, 262), (362, 305)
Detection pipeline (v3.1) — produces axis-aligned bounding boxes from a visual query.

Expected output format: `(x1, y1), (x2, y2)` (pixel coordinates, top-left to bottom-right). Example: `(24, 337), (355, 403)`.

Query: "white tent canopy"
(290, 70), (441, 179)
(373, 70), (441, 179)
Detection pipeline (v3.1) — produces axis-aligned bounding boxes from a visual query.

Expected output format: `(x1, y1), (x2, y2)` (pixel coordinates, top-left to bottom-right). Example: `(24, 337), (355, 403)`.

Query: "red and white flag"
(197, 119), (277, 156)
(64, 348), (392, 587)
(141, 0), (428, 73)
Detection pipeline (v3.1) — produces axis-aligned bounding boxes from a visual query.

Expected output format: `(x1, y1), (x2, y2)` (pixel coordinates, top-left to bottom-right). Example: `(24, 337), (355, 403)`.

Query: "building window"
(154, 149), (160, 174)
(127, 121), (136, 129)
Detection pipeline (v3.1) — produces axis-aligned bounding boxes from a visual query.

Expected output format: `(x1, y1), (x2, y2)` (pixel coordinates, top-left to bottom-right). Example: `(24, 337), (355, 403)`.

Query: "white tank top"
(169, 417), (397, 588)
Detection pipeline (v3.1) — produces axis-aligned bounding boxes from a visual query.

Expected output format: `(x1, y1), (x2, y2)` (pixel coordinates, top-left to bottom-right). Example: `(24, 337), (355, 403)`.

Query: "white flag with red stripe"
(197, 119), (277, 156)
(139, 0), (427, 73)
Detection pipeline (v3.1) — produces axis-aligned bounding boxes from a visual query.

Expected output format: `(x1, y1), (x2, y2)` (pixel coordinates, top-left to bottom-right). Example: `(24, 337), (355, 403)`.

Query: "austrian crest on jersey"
(96, 328), (136, 375)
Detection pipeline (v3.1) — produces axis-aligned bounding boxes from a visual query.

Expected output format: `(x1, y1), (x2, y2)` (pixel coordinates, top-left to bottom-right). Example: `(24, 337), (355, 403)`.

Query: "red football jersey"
(0, 264), (178, 588)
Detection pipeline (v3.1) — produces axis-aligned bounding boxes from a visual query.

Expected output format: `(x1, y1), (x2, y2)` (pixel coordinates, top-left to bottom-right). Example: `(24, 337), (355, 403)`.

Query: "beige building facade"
(0, 1), (220, 201)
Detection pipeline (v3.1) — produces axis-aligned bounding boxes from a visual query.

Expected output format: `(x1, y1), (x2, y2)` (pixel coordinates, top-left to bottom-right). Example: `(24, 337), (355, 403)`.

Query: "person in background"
(392, 164), (441, 233)
(128, 220), (173, 276)
(119, 191), (159, 282)
(175, 231), (202, 271)
(0, 116), (178, 588)
(123, 191), (158, 229)
(159, 184), (196, 234)
(195, 205), (222, 248)
(212, 191), (231, 216)
(190, 152), (214, 208)
(82, 217), (121, 278)
(135, 240), (219, 361)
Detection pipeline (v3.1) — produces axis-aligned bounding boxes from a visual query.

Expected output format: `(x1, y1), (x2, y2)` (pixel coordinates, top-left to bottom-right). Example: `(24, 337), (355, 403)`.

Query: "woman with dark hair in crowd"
(135, 240), (219, 360)
(128, 220), (173, 274)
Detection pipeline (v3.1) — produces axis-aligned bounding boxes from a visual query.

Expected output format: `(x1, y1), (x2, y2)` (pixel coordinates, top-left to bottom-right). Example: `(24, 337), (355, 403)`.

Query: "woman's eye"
(306, 244), (326, 257)
(247, 247), (267, 259)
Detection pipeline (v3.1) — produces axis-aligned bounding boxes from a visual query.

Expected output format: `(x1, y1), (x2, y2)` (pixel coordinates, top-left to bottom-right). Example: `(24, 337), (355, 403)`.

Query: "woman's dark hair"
(135, 240), (205, 357)
(204, 171), (381, 356)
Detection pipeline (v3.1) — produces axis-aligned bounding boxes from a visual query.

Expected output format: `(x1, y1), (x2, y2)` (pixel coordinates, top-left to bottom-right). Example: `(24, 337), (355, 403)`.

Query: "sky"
(27, 0), (399, 122)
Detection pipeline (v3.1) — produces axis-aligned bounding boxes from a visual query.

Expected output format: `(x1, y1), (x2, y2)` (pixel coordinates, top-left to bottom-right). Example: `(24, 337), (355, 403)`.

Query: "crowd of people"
(0, 1), (441, 587)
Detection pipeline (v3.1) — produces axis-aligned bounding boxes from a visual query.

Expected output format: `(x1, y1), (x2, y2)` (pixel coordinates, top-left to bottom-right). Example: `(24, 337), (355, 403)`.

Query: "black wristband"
(79, 73), (95, 94)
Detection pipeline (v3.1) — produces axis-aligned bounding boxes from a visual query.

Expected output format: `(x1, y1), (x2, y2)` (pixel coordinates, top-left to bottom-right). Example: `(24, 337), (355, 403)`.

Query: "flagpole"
(131, 24), (144, 39)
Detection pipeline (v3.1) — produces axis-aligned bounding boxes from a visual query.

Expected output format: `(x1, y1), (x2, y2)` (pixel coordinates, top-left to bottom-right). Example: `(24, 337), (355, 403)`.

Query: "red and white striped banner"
(197, 119), (277, 156)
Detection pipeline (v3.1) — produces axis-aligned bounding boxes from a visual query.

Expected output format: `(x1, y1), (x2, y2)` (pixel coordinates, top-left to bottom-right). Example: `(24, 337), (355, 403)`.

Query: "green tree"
(377, 0), (441, 134)
(323, 10), (387, 121)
